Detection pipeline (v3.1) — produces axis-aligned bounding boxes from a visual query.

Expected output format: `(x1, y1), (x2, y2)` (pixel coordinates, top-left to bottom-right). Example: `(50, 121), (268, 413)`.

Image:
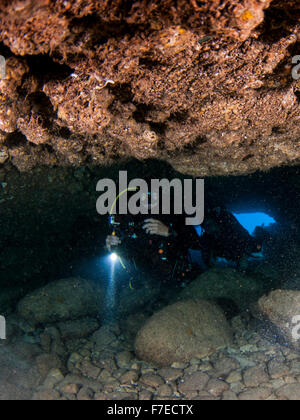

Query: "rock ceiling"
(0, 0), (299, 176)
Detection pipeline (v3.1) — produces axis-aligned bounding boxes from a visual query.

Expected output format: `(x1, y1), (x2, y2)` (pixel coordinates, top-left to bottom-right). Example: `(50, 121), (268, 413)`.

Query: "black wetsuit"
(197, 207), (261, 265)
(110, 212), (199, 284)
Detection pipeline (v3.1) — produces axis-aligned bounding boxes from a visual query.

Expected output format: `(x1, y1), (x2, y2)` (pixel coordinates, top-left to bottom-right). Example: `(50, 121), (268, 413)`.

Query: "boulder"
(177, 268), (266, 310)
(91, 325), (119, 351)
(135, 299), (233, 367)
(257, 289), (300, 351)
(17, 277), (104, 325)
(57, 318), (100, 340)
(115, 282), (160, 318)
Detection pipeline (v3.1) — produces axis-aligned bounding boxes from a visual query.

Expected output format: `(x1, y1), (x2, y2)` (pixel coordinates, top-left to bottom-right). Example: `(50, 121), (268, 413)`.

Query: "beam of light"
(110, 252), (118, 262)
(233, 212), (276, 235)
(104, 254), (118, 322)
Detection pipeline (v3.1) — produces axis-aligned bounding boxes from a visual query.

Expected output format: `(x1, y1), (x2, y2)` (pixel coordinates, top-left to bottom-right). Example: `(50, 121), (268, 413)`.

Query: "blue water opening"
(194, 225), (204, 237)
(233, 212), (276, 235)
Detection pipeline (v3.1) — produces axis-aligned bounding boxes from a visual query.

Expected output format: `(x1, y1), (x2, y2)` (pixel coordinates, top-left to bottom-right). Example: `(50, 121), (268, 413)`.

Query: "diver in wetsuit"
(198, 206), (263, 268)
(105, 190), (200, 286)
(106, 214), (199, 286)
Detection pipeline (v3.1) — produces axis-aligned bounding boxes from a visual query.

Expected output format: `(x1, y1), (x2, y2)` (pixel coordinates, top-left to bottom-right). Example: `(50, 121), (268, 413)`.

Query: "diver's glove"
(142, 219), (170, 237)
(106, 235), (122, 252)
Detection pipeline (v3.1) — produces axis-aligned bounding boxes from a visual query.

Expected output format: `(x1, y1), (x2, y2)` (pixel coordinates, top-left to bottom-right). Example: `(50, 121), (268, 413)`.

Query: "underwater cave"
(0, 0), (300, 402)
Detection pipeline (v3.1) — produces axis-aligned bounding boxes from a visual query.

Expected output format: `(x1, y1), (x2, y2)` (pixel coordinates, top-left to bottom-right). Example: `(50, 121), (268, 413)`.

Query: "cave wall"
(0, 0), (299, 176)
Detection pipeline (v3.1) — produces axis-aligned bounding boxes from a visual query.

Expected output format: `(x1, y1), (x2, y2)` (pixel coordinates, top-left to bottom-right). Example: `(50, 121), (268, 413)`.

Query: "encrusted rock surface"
(135, 299), (233, 367)
(17, 277), (104, 324)
(0, 0), (299, 176)
(177, 267), (268, 310)
(2, 307), (300, 401)
(257, 289), (300, 351)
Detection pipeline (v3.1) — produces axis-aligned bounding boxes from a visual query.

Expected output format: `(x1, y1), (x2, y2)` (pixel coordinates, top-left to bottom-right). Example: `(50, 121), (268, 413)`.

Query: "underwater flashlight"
(110, 252), (118, 262)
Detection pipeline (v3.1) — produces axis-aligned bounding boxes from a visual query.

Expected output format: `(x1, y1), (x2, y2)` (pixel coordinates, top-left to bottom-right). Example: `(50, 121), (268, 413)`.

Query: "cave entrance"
(232, 212), (277, 236)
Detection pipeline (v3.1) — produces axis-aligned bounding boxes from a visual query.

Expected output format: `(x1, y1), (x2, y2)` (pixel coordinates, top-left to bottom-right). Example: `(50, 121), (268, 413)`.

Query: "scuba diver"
(104, 160), (264, 288)
(198, 206), (263, 269)
(105, 190), (200, 288)
(105, 198), (264, 288)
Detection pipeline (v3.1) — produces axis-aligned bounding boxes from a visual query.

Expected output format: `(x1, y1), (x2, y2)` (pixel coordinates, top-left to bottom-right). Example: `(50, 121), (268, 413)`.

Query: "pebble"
(77, 387), (94, 401)
(189, 357), (201, 365)
(178, 372), (210, 394)
(140, 373), (164, 388)
(156, 384), (173, 398)
(206, 379), (230, 396)
(238, 387), (272, 401)
(199, 361), (214, 372)
(222, 390), (239, 400)
(98, 370), (115, 383)
(290, 361), (300, 374)
(214, 357), (240, 376)
(243, 365), (269, 387)
(43, 369), (64, 389)
(195, 392), (218, 400)
(139, 390), (153, 400)
(120, 370), (139, 384)
(36, 354), (63, 379)
(226, 370), (242, 384)
(230, 382), (245, 394)
(115, 351), (134, 369)
(269, 378), (286, 390)
(61, 383), (80, 395)
(171, 362), (188, 369)
(268, 360), (290, 379)
(240, 344), (259, 353)
(32, 389), (61, 401)
(276, 383), (300, 400)
(158, 367), (183, 383)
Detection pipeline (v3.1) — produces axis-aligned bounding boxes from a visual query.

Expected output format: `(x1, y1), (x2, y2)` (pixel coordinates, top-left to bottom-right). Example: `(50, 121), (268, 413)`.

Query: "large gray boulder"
(135, 299), (233, 367)
(177, 268), (267, 310)
(17, 277), (104, 325)
(257, 290), (300, 351)
(116, 283), (160, 317)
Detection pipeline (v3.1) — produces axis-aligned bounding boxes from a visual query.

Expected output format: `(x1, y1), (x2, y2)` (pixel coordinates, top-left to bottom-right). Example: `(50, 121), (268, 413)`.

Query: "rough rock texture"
(257, 290), (300, 351)
(57, 318), (100, 340)
(177, 267), (269, 310)
(116, 282), (161, 317)
(0, 0), (299, 176)
(134, 299), (233, 367)
(17, 277), (104, 325)
(2, 301), (300, 400)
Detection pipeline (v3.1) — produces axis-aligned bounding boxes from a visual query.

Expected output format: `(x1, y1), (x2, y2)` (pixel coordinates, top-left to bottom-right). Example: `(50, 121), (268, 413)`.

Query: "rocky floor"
(1, 314), (300, 401)
(0, 338), (41, 400)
